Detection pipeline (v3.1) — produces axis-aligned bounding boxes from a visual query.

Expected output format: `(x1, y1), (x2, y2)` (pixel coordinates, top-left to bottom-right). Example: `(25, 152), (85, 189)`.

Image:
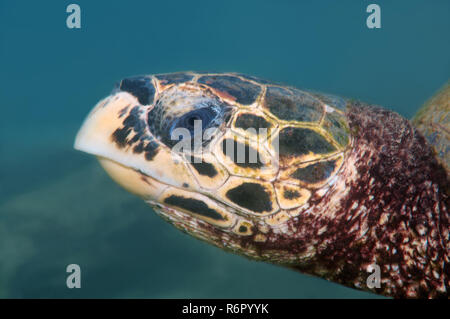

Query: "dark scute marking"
(111, 106), (149, 148)
(226, 182), (272, 213)
(129, 133), (140, 144)
(120, 76), (155, 105)
(234, 113), (272, 132)
(265, 86), (322, 122)
(323, 112), (350, 146)
(198, 75), (261, 105)
(291, 160), (336, 183)
(222, 138), (264, 168)
(119, 105), (130, 118)
(123, 106), (146, 133)
(164, 195), (225, 221)
(283, 189), (300, 200)
(144, 141), (159, 161)
(276, 127), (336, 157)
(190, 157), (218, 177)
(111, 126), (132, 148)
(155, 73), (194, 85)
(133, 141), (145, 154)
(238, 225), (248, 233)
(122, 136), (159, 161)
(146, 102), (166, 141)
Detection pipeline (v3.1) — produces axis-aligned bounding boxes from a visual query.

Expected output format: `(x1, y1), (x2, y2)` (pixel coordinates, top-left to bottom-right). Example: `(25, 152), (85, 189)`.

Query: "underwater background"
(0, 0), (449, 298)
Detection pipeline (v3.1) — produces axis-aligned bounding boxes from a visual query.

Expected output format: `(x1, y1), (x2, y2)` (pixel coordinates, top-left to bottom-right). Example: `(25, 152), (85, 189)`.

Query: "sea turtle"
(74, 72), (449, 298)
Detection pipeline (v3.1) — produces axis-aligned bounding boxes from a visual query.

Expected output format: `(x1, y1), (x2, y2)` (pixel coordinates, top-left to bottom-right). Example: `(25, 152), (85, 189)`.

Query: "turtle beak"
(74, 93), (169, 199)
(74, 92), (200, 199)
(74, 94), (126, 156)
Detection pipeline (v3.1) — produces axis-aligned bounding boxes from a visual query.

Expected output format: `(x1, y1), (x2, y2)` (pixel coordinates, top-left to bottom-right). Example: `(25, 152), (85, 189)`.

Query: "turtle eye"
(182, 114), (201, 130)
(171, 107), (217, 135)
(147, 87), (232, 149)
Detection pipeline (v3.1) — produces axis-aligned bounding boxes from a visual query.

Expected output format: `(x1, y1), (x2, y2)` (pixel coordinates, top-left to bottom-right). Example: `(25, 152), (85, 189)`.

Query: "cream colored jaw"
(98, 156), (238, 230)
(97, 157), (168, 199)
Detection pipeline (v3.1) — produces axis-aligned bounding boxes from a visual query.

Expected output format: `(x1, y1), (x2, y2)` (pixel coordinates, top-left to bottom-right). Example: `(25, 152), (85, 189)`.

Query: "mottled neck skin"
(282, 102), (449, 298)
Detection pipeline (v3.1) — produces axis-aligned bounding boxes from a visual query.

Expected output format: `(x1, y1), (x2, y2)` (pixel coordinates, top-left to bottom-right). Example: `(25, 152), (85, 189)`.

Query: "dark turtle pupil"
(176, 108), (217, 133)
(186, 115), (201, 128)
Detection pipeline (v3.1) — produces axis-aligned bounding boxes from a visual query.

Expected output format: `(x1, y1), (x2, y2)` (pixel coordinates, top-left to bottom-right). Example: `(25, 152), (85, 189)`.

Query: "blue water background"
(0, 0), (449, 298)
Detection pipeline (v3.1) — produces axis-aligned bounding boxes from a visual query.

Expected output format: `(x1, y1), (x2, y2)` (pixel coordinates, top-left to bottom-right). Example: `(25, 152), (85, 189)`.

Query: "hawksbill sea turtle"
(74, 72), (449, 298)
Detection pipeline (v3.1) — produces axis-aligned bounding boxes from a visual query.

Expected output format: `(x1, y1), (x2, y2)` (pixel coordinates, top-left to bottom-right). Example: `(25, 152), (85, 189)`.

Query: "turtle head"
(75, 73), (450, 298)
(75, 72), (351, 262)
(75, 74), (231, 200)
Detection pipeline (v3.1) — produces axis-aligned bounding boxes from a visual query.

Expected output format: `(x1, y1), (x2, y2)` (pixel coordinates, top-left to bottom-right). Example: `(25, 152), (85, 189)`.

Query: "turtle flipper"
(412, 82), (450, 172)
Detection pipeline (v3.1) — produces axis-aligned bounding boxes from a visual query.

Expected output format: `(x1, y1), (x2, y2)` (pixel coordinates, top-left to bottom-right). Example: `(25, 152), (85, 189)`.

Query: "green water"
(0, 0), (448, 298)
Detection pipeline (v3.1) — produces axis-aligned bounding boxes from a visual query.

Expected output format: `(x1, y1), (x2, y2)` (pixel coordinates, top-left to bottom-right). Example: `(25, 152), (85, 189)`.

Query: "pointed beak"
(74, 92), (200, 199)
(74, 93), (168, 199)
